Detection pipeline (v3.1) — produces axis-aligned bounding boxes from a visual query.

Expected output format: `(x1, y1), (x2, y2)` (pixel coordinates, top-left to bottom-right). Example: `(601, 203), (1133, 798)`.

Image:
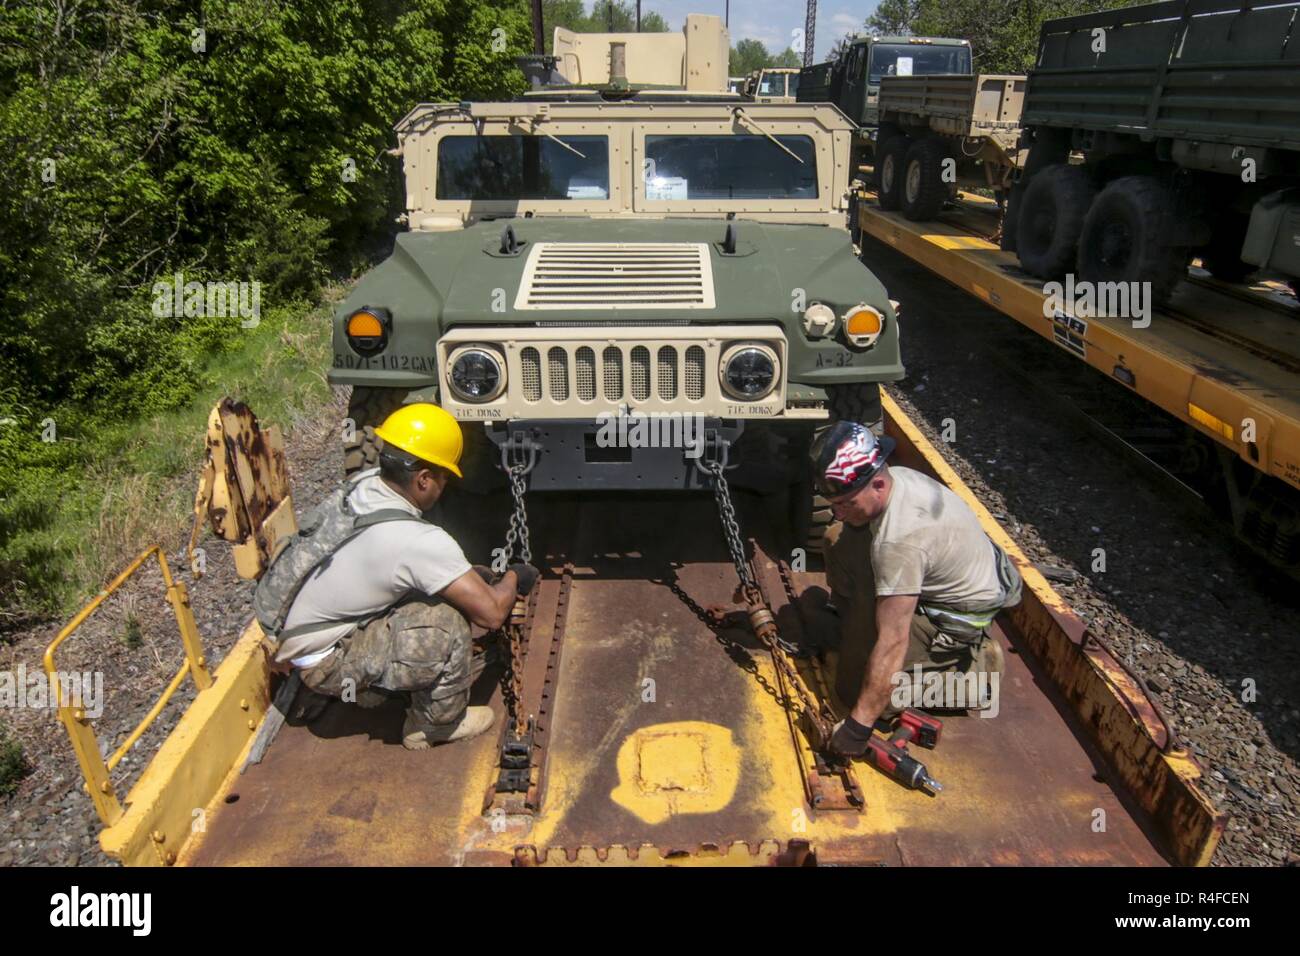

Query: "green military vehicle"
(1004, 0), (1300, 305)
(329, 14), (902, 547)
(796, 35), (974, 170)
(873, 73), (1027, 222)
(743, 67), (802, 102)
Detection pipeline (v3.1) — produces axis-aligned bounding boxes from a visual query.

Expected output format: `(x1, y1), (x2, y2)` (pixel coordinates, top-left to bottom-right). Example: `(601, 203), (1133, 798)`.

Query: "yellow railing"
(43, 545), (213, 826)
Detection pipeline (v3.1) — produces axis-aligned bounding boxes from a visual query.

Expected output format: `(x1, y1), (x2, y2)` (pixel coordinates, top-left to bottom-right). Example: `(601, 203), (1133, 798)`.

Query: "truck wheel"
(1015, 164), (1096, 279)
(901, 138), (950, 221)
(875, 135), (910, 211)
(1077, 175), (1191, 308)
(344, 387), (408, 475)
(803, 383), (885, 554)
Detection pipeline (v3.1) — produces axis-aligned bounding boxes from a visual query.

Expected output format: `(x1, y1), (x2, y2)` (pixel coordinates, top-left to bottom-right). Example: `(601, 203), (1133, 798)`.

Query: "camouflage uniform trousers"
(298, 595), (474, 728)
(824, 520), (999, 715)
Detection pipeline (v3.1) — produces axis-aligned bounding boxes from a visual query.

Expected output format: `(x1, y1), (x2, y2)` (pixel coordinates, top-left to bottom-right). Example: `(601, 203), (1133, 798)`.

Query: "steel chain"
(700, 460), (826, 731)
(503, 463), (532, 565)
(497, 461), (533, 735)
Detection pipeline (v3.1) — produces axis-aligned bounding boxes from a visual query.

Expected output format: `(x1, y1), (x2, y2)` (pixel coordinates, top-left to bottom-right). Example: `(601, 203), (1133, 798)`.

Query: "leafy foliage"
(729, 37), (801, 77)
(0, 0), (533, 617)
(540, 0), (671, 52)
(851, 0), (1136, 73)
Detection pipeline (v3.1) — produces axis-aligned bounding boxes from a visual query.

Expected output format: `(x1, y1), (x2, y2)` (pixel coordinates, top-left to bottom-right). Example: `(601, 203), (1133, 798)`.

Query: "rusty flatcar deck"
(183, 489), (1171, 867)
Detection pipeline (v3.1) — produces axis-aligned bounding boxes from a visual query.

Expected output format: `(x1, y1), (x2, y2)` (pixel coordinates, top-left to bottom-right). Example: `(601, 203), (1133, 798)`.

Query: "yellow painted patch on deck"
(611, 722), (740, 825)
(924, 234), (992, 252)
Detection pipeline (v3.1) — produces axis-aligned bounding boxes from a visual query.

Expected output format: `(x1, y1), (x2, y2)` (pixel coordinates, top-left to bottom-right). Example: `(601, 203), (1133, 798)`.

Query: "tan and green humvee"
(331, 14), (900, 541)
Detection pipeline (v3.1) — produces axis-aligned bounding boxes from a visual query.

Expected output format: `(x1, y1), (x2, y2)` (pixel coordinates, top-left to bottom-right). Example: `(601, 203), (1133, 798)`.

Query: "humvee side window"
(758, 73), (785, 96)
(785, 73), (800, 97)
(644, 135), (818, 200)
(436, 135), (610, 201)
(867, 44), (971, 82)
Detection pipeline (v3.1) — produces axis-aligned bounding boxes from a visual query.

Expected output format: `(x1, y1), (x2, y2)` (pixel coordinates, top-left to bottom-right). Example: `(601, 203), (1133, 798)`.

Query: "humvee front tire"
(344, 386), (409, 475)
(1015, 164), (1095, 279)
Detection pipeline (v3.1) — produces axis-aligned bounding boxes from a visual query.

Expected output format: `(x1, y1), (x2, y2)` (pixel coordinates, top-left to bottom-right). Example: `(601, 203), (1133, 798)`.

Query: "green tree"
(771, 48), (802, 68)
(912, 0), (1133, 73)
(0, 0), (536, 614)
(541, 1), (671, 52)
(867, 0), (922, 35)
(729, 37), (771, 76)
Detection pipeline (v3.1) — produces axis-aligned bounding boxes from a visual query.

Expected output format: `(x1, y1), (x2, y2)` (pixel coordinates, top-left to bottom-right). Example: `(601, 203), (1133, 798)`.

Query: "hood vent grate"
(515, 242), (716, 311)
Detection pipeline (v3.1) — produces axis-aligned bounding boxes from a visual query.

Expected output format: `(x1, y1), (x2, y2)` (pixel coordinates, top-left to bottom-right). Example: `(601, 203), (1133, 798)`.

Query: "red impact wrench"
(865, 709), (944, 794)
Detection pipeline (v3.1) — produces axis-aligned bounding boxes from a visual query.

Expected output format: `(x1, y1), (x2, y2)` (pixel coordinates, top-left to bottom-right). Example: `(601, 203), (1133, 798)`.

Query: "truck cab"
(743, 67), (802, 102)
(798, 35), (972, 130)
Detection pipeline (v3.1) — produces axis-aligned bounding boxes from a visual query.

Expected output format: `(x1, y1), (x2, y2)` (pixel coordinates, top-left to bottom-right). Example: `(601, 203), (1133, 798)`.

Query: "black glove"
(508, 562), (540, 596)
(471, 565), (496, 585)
(829, 715), (874, 757)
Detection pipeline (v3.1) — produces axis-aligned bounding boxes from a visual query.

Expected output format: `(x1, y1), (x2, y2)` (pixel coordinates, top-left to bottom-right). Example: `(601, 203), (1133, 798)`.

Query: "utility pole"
(804, 0), (817, 67)
(636, 1), (641, 31)
(530, 0), (543, 55)
(608, 1), (614, 31)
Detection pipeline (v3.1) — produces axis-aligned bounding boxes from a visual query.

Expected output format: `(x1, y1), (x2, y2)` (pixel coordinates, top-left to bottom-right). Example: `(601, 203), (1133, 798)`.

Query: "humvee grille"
(657, 346), (677, 399)
(685, 345), (705, 400)
(515, 243), (716, 310)
(631, 346), (651, 400)
(602, 345), (623, 399)
(548, 346), (570, 400)
(436, 325), (799, 421)
(576, 347), (597, 401)
(521, 347), (542, 401)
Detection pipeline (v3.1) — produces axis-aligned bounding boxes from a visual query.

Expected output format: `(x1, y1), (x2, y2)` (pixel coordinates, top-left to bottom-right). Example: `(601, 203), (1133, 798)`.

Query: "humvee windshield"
(867, 43), (971, 81)
(644, 134), (818, 200)
(437, 135), (611, 201)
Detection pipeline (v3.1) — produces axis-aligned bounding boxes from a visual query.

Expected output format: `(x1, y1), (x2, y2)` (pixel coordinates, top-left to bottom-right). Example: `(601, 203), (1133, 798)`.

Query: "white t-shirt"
(276, 470), (472, 665)
(868, 466), (1003, 611)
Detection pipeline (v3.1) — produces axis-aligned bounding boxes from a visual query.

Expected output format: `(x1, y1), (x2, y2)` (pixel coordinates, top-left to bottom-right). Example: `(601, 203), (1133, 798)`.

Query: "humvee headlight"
(346, 307), (390, 356)
(843, 305), (884, 348)
(448, 347), (505, 402)
(802, 303), (837, 338)
(720, 344), (779, 400)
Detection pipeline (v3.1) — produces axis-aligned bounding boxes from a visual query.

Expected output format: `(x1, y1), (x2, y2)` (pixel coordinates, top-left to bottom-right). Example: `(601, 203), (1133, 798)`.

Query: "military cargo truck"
(1004, 0), (1300, 306)
(796, 35), (973, 169)
(873, 73), (1027, 221)
(329, 14), (902, 548)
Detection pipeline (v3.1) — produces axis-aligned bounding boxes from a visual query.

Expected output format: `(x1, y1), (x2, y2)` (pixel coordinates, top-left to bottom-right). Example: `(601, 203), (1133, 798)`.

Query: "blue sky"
(626, 1), (878, 63)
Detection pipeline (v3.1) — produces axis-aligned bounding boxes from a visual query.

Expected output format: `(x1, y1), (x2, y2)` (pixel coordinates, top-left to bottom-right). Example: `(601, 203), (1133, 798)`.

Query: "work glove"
(508, 562), (540, 596)
(471, 565), (496, 585)
(829, 715), (874, 757)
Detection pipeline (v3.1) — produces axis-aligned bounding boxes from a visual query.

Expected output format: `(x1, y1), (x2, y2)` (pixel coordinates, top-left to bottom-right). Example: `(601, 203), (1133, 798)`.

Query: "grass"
(0, 285), (343, 625)
(0, 722), (28, 797)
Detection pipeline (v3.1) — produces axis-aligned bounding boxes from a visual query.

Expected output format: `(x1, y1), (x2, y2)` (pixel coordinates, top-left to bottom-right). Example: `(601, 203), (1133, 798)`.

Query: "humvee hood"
(389, 217), (874, 326)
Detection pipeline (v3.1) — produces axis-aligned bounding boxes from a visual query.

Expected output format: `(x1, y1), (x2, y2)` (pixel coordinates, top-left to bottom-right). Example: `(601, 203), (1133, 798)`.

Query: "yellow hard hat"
(374, 403), (464, 478)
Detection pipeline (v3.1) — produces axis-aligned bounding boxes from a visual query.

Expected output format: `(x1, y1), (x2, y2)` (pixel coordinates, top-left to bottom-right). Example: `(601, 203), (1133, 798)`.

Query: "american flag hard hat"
(810, 420), (896, 497)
